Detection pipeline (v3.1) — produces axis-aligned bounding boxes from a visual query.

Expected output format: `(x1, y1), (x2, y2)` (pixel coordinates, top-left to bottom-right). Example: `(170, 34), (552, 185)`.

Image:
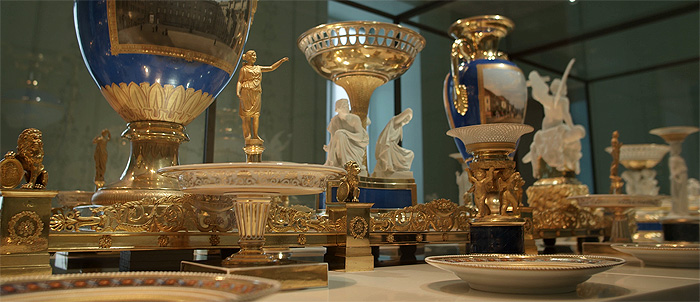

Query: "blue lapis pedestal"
(470, 218), (525, 254)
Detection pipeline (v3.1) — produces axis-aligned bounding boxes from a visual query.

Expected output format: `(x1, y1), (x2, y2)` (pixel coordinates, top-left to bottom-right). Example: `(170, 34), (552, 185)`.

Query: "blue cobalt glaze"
(444, 58), (526, 160)
(74, 0), (248, 101)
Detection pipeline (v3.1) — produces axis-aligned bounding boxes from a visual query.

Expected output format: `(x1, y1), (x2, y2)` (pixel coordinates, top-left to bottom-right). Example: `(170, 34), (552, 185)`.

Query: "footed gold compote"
(447, 123), (533, 254)
(297, 21), (425, 128)
(605, 144), (670, 195)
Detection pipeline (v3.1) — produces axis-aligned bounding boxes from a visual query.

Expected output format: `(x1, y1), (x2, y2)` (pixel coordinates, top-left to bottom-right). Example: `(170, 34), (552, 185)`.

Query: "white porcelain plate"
(0, 271), (280, 302)
(611, 243), (700, 268)
(426, 254), (625, 294)
(159, 162), (345, 196)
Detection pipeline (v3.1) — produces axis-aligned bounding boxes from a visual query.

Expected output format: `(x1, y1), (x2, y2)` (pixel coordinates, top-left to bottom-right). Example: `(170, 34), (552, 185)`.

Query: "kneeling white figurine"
(372, 108), (414, 178)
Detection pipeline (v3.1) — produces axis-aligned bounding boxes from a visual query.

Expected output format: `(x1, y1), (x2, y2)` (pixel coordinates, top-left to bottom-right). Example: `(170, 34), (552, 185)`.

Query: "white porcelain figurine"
(523, 59), (586, 178)
(324, 99), (369, 176)
(371, 108), (415, 179)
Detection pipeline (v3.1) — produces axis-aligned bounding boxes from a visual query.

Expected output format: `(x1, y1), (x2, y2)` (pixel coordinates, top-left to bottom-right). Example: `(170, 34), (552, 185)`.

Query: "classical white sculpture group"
(324, 99), (414, 179)
(523, 59), (586, 177)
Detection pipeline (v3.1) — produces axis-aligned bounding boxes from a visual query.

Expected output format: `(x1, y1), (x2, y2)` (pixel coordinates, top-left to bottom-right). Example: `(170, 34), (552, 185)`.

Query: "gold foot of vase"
(92, 121), (187, 205)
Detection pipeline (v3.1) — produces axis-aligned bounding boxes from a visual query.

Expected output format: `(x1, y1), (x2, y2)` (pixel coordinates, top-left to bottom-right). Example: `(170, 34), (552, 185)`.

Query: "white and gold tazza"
(649, 126), (699, 217)
(568, 194), (664, 243)
(297, 21), (425, 128)
(605, 144), (670, 195)
(159, 162), (344, 265)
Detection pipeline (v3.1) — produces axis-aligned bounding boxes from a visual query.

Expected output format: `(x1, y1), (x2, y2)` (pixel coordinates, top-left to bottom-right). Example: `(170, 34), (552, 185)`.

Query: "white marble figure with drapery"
(523, 59), (586, 178)
(324, 99), (369, 176)
(371, 108), (414, 179)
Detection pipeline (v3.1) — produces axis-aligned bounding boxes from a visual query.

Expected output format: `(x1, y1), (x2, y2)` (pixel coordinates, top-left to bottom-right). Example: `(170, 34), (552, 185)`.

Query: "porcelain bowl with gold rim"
(426, 254), (625, 294)
(611, 243), (700, 268)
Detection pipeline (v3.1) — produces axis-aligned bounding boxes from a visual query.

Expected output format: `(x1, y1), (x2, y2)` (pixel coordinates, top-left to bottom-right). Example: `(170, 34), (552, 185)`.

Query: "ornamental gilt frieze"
(267, 202), (343, 233)
(50, 195), (236, 233)
(371, 199), (476, 232)
(50, 194), (342, 234)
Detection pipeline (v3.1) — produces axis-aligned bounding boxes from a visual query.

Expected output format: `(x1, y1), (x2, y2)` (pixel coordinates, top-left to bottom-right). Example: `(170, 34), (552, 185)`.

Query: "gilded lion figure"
(337, 161), (361, 203)
(13, 128), (48, 189)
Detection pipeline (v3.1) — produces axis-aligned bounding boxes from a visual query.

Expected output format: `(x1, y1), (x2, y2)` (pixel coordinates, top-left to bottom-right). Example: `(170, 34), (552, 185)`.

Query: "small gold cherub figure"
(337, 161), (361, 203)
(236, 50), (288, 143)
(469, 167), (494, 217)
(498, 171), (524, 216)
(1, 128), (49, 189)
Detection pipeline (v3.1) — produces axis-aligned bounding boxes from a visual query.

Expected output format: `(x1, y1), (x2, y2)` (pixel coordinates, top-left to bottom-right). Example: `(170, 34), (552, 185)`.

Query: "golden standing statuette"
(609, 131), (624, 194)
(236, 50), (288, 162)
(93, 129), (111, 190)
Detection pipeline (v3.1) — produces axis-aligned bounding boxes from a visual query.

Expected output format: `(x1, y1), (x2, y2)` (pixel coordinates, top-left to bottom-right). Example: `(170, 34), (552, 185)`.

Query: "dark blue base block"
(320, 187), (414, 209)
(470, 225), (524, 254)
(662, 221), (699, 242)
(320, 178), (416, 209)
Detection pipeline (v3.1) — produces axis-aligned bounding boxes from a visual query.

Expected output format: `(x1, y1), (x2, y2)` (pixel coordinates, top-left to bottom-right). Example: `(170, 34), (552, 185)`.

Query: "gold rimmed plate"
(0, 271), (280, 302)
(426, 254), (625, 294)
(611, 243), (700, 268)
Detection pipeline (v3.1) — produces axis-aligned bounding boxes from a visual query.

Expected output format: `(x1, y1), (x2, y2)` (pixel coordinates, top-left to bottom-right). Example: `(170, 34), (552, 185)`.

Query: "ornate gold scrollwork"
(371, 199), (476, 232)
(527, 183), (605, 230)
(50, 195), (236, 233)
(266, 203), (341, 233)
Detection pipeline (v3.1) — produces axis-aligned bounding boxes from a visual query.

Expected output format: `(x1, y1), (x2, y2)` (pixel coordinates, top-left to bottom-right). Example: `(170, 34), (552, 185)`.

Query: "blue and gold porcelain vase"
(443, 15), (527, 160)
(74, 0), (256, 204)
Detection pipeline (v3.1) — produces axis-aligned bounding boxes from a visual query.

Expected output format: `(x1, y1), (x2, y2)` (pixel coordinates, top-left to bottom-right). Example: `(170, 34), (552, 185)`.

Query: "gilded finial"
(609, 131), (624, 194)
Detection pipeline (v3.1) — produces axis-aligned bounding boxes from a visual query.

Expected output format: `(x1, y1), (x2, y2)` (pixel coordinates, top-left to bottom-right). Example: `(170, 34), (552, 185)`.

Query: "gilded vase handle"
(450, 40), (469, 116)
